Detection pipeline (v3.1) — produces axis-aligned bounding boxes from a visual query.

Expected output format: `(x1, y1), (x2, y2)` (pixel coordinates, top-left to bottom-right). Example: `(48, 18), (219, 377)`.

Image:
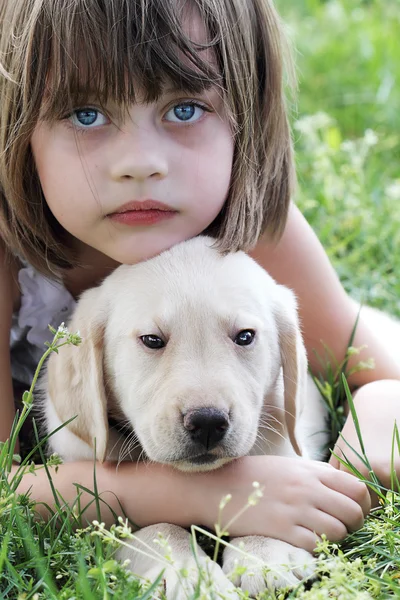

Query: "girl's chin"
(111, 236), (197, 265)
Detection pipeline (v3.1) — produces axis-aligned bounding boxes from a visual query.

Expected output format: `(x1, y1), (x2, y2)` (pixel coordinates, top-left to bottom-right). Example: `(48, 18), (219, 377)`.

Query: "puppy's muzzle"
(183, 407), (230, 450)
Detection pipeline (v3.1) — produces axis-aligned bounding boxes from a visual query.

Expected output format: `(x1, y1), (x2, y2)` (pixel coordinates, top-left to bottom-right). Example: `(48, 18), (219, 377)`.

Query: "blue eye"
(69, 108), (108, 128)
(173, 104), (195, 121)
(164, 102), (206, 123)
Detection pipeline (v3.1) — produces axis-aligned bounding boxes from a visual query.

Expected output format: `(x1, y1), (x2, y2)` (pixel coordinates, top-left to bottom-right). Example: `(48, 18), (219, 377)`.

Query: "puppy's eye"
(140, 335), (165, 349)
(234, 329), (256, 346)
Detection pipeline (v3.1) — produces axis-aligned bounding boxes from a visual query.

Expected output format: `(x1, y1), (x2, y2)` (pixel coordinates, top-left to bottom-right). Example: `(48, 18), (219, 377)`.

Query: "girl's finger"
(320, 468), (371, 516)
(314, 488), (365, 532)
(290, 525), (321, 555)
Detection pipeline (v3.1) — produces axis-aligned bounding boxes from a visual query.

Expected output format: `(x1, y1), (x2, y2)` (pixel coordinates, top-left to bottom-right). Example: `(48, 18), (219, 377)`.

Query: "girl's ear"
(273, 287), (308, 457)
(46, 287), (109, 462)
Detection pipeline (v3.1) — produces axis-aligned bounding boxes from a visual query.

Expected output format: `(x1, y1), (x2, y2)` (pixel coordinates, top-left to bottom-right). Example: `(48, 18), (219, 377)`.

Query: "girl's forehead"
(41, 0), (221, 114)
(181, 1), (210, 46)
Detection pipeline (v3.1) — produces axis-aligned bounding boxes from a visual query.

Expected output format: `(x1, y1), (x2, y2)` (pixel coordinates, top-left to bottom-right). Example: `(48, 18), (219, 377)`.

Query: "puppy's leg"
(223, 536), (315, 597)
(117, 523), (239, 599)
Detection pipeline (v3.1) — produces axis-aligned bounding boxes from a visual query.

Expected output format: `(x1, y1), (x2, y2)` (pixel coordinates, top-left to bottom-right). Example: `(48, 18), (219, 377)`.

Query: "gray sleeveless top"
(10, 263), (76, 388)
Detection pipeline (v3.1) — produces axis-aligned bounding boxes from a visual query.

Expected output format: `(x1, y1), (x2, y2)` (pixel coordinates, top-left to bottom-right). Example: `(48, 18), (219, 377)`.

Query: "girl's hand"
(330, 379), (400, 505)
(192, 455), (370, 554)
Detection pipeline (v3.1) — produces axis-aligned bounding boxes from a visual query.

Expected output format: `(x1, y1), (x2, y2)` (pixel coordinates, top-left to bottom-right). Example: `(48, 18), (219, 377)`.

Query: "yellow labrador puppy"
(43, 236), (328, 598)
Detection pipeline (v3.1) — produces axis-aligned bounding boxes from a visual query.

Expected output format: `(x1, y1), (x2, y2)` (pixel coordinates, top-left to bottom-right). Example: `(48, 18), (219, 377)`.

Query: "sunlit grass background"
(278, 0), (400, 313)
(2, 0), (400, 598)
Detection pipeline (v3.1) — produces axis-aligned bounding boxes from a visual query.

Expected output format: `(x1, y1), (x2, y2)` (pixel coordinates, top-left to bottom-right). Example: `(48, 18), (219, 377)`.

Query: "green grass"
(277, 0), (400, 313)
(2, 0), (400, 598)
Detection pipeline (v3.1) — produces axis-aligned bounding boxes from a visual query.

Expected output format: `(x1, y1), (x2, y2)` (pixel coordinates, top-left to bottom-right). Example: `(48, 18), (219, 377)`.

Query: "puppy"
(43, 236), (328, 598)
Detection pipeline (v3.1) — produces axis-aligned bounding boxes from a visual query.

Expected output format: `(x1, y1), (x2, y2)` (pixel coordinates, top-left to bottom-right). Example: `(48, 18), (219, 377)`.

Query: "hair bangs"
(39, 0), (222, 121)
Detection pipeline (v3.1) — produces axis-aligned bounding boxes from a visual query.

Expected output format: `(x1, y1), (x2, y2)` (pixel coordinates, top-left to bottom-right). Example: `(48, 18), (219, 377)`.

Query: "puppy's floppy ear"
(47, 287), (109, 461)
(273, 286), (308, 456)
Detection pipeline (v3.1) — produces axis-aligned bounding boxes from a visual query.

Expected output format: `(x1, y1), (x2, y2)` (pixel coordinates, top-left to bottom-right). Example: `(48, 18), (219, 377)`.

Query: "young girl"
(0, 0), (399, 554)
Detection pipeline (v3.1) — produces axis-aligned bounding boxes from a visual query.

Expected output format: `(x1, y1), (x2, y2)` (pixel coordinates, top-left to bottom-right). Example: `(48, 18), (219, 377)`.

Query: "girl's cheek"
(69, 128), (115, 160)
(166, 114), (229, 149)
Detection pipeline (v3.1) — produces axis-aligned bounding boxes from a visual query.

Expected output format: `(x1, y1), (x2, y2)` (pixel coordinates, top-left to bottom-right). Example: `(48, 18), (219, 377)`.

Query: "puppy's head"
(47, 237), (306, 469)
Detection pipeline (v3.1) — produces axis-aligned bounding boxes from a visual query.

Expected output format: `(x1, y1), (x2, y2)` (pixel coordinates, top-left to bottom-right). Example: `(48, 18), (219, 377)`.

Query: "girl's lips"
(108, 209), (177, 226)
(108, 199), (178, 226)
(111, 199), (174, 213)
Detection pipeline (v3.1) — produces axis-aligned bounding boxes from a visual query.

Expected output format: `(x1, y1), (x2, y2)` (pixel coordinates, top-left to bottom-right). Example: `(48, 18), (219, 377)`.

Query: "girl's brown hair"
(0, 0), (295, 276)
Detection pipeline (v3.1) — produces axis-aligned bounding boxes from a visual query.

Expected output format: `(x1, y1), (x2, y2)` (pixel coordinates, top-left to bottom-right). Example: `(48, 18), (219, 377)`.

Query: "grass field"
(277, 0), (400, 313)
(1, 0), (400, 598)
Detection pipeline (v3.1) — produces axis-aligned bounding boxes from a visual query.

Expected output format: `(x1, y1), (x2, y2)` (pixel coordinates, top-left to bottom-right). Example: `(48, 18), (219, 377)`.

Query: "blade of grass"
(72, 483), (127, 525)
(31, 419), (63, 513)
(92, 439), (102, 523)
(77, 555), (96, 600)
(391, 422), (399, 493)
(15, 415), (77, 470)
(339, 307), (362, 387)
(13, 506), (59, 598)
(341, 373), (366, 457)
(0, 527), (11, 575)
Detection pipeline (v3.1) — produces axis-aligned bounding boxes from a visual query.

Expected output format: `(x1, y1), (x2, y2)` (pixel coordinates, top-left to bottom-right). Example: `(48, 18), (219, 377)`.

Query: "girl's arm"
(250, 203), (400, 494)
(14, 454), (369, 554)
(250, 202), (400, 385)
(0, 238), (21, 443)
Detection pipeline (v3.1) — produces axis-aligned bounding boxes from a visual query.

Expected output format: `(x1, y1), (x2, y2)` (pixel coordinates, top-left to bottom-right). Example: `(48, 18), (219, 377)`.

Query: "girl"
(0, 0), (398, 554)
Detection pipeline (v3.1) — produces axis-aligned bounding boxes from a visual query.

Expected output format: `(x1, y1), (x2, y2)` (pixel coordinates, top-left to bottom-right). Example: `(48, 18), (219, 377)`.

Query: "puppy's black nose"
(183, 408), (229, 450)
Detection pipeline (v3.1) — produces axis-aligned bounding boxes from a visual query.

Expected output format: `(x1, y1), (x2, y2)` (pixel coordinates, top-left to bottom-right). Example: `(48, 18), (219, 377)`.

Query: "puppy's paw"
(140, 557), (239, 600)
(223, 536), (315, 597)
(117, 523), (238, 600)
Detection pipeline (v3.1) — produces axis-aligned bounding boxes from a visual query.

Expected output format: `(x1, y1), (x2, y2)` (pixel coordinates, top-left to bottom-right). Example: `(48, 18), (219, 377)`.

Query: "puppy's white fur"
(43, 236), (329, 597)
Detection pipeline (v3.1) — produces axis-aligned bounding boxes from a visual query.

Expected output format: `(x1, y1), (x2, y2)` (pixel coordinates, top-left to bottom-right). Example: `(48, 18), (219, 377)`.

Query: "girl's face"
(31, 86), (233, 266)
(30, 7), (233, 267)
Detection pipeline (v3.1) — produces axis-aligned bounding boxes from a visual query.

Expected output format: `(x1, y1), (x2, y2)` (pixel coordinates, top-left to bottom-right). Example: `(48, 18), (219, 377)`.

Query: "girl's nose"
(109, 127), (168, 182)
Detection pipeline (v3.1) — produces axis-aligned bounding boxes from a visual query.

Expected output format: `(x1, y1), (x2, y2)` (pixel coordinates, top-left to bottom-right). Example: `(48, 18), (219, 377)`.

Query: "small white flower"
(363, 128), (378, 147)
(386, 180), (400, 200)
(326, 1), (346, 22)
(57, 322), (69, 335)
(341, 140), (355, 153)
(248, 482), (264, 506)
(294, 112), (334, 136)
(219, 493), (232, 510)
